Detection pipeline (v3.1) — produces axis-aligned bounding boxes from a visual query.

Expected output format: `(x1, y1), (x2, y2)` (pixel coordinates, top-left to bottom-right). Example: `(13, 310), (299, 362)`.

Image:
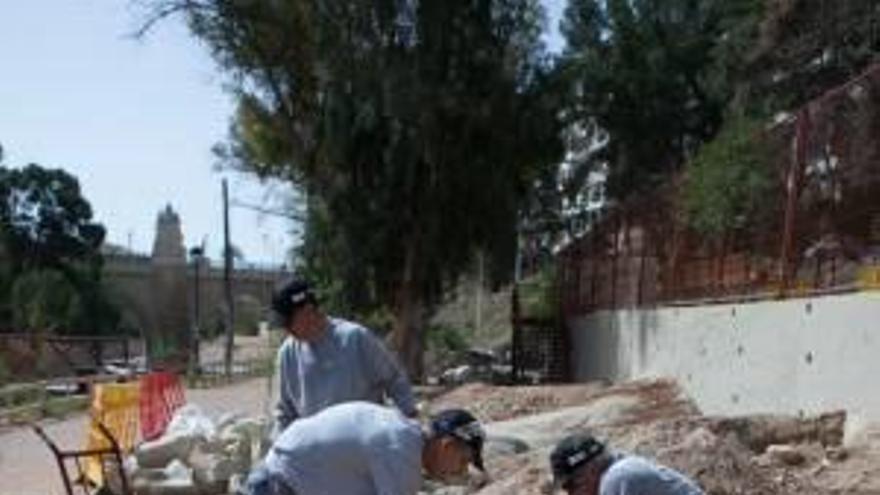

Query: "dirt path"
(0, 377), (271, 495)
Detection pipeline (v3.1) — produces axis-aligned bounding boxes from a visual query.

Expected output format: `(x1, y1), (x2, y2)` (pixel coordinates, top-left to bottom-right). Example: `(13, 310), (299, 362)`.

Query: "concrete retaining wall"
(568, 291), (880, 420)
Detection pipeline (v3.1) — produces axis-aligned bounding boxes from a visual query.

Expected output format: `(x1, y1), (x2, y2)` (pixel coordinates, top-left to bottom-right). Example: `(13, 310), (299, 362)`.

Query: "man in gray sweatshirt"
(550, 434), (704, 495)
(270, 278), (417, 435)
(245, 402), (486, 495)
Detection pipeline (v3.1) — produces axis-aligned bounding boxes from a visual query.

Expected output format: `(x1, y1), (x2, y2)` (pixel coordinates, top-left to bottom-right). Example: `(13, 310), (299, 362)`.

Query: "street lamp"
(189, 245), (204, 375)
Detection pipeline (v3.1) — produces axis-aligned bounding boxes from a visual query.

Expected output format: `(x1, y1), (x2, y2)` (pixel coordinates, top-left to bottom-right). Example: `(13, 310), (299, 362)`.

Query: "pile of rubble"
(425, 379), (862, 495)
(110, 406), (269, 495)
(110, 378), (878, 494)
(428, 381), (613, 422)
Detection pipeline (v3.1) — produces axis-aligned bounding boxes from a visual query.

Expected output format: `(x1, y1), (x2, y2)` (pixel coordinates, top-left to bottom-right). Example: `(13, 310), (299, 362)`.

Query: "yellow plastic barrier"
(84, 382), (140, 487)
(858, 266), (880, 290)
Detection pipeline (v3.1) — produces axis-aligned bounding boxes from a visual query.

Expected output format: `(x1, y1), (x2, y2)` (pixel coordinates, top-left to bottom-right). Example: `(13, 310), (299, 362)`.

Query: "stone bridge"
(102, 206), (289, 359)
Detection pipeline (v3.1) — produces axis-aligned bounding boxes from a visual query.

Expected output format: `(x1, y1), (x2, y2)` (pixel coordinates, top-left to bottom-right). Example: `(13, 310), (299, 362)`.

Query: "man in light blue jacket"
(550, 434), (704, 495)
(270, 278), (417, 435)
(246, 402), (485, 495)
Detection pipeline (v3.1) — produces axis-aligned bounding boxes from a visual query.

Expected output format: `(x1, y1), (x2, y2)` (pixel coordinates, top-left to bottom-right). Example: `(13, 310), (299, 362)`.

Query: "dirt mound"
(707, 411), (847, 452)
(428, 378), (697, 424)
(632, 420), (824, 495)
(474, 418), (825, 495)
(429, 379), (850, 495)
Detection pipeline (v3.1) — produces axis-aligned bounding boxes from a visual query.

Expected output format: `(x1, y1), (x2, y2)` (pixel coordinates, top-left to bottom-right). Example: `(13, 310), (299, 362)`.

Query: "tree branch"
(130, 0), (210, 39)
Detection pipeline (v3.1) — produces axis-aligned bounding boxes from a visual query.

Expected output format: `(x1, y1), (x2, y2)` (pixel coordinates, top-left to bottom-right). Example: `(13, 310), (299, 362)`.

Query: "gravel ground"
(0, 377), (270, 495)
(6, 374), (880, 495)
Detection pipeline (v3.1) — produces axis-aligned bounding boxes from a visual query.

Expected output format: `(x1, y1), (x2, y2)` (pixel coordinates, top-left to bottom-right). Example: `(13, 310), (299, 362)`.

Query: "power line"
(230, 199), (305, 222)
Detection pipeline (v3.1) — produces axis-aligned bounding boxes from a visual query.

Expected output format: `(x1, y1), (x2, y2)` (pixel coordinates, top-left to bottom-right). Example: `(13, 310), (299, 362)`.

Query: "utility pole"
(189, 245), (204, 376)
(475, 251), (484, 335)
(223, 179), (235, 378)
(512, 225), (523, 382)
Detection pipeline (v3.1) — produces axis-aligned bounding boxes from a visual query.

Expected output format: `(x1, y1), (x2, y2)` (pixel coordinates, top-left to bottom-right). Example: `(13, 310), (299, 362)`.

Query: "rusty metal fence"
(0, 334), (141, 380)
(560, 64), (880, 317)
(511, 284), (569, 383)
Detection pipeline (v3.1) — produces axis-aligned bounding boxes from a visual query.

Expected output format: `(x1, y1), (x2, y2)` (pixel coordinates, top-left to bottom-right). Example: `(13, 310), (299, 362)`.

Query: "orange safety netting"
(139, 371), (186, 441)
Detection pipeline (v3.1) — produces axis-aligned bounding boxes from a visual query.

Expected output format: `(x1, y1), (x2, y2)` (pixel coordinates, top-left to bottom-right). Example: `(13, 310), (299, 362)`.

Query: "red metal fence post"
(610, 216), (620, 309)
(779, 108), (811, 296)
(590, 229), (599, 309)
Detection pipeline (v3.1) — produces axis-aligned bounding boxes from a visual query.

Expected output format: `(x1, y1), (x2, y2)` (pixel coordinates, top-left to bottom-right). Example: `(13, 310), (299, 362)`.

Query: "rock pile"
(121, 405), (268, 495)
(423, 379), (850, 495)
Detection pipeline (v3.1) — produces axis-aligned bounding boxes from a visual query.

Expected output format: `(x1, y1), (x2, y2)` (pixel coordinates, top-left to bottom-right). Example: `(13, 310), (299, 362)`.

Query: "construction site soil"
(6, 376), (880, 494)
(426, 379), (880, 495)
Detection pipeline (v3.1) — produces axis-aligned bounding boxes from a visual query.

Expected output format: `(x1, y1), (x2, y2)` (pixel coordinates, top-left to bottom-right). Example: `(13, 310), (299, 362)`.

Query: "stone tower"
(152, 204), (186, 263)
(149, 204), (189, 367)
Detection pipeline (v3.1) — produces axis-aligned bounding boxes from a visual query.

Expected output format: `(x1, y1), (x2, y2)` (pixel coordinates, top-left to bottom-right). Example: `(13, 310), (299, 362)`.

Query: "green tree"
(0, 161), (119, 334)
(143, 0), (563, 376)
(0, 145), (10, 325)
(0, 164), (106, 273)
(683, 115), (775, 238)
(742, 0), (880, 113)
(9, 269), (83, 332)
(559, 0), (765, 199)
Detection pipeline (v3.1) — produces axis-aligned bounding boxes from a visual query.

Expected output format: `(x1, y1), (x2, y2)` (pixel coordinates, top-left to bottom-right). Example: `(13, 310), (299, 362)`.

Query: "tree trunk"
(391, 287), (425, 383)
(390, 240), (425, 381)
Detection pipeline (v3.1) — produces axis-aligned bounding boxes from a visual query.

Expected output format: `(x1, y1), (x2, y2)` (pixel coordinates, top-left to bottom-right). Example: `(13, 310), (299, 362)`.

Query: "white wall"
(569, 292), (880, 421)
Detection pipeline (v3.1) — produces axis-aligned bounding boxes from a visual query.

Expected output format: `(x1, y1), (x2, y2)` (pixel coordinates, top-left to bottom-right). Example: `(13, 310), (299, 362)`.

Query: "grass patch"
(0, 383), (45, 409)
(43, 395), (90, 419)
(0, 356), (10, 387)
(0, 394), (89, 426)
(517, 266), (559, 320)
(185, 358), (275, 389)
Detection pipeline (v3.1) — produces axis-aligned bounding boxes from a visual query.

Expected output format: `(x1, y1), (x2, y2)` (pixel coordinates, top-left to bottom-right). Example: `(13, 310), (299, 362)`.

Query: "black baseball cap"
(550, 434), (606, 490)
(431, 409), (486, 471)
(270, 277), (316, 325)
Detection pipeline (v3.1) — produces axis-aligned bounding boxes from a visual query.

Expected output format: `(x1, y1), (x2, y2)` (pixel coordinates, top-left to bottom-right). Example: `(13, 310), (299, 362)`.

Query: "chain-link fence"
(560, 64), (880, 317)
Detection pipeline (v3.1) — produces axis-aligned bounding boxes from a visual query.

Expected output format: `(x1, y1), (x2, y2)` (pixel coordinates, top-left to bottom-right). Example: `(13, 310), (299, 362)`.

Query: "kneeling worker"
(246, 401), (485, 495)
(550, 433), (704, 495)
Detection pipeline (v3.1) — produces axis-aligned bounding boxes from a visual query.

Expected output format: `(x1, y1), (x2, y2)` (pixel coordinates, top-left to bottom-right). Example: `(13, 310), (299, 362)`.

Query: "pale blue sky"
(0, 1), (565, 264)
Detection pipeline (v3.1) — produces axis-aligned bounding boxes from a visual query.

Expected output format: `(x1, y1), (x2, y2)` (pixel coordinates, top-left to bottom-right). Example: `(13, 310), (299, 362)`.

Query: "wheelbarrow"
(32, 418), (132, 495)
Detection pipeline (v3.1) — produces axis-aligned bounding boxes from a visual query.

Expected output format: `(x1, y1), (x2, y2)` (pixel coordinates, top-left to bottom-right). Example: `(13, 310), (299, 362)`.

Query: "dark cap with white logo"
(550, 434), (606, 490)
(270, 277), (316, 325)
(431, 409), (486, 471)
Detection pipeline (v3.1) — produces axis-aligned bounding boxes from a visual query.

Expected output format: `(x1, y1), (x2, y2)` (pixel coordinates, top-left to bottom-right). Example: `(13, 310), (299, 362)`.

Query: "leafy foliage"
(0, 154), (119, 335)
(517, 264), (559, 319)
(683, 116), (775, 237)
(10, 269), (81, 332)
(559, 0), (766, 199)
(0, 164), (105, 271)
(0, 354), (10, 386)
(147, 0), (564, 375)
(426, 324), (469, 354)
(424, 323), (470, 376)
(743, 0), (880, 112)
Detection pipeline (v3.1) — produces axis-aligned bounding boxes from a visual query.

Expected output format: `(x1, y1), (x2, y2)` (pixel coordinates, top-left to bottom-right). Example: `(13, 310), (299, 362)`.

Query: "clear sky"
(0, 1), (565, 265)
